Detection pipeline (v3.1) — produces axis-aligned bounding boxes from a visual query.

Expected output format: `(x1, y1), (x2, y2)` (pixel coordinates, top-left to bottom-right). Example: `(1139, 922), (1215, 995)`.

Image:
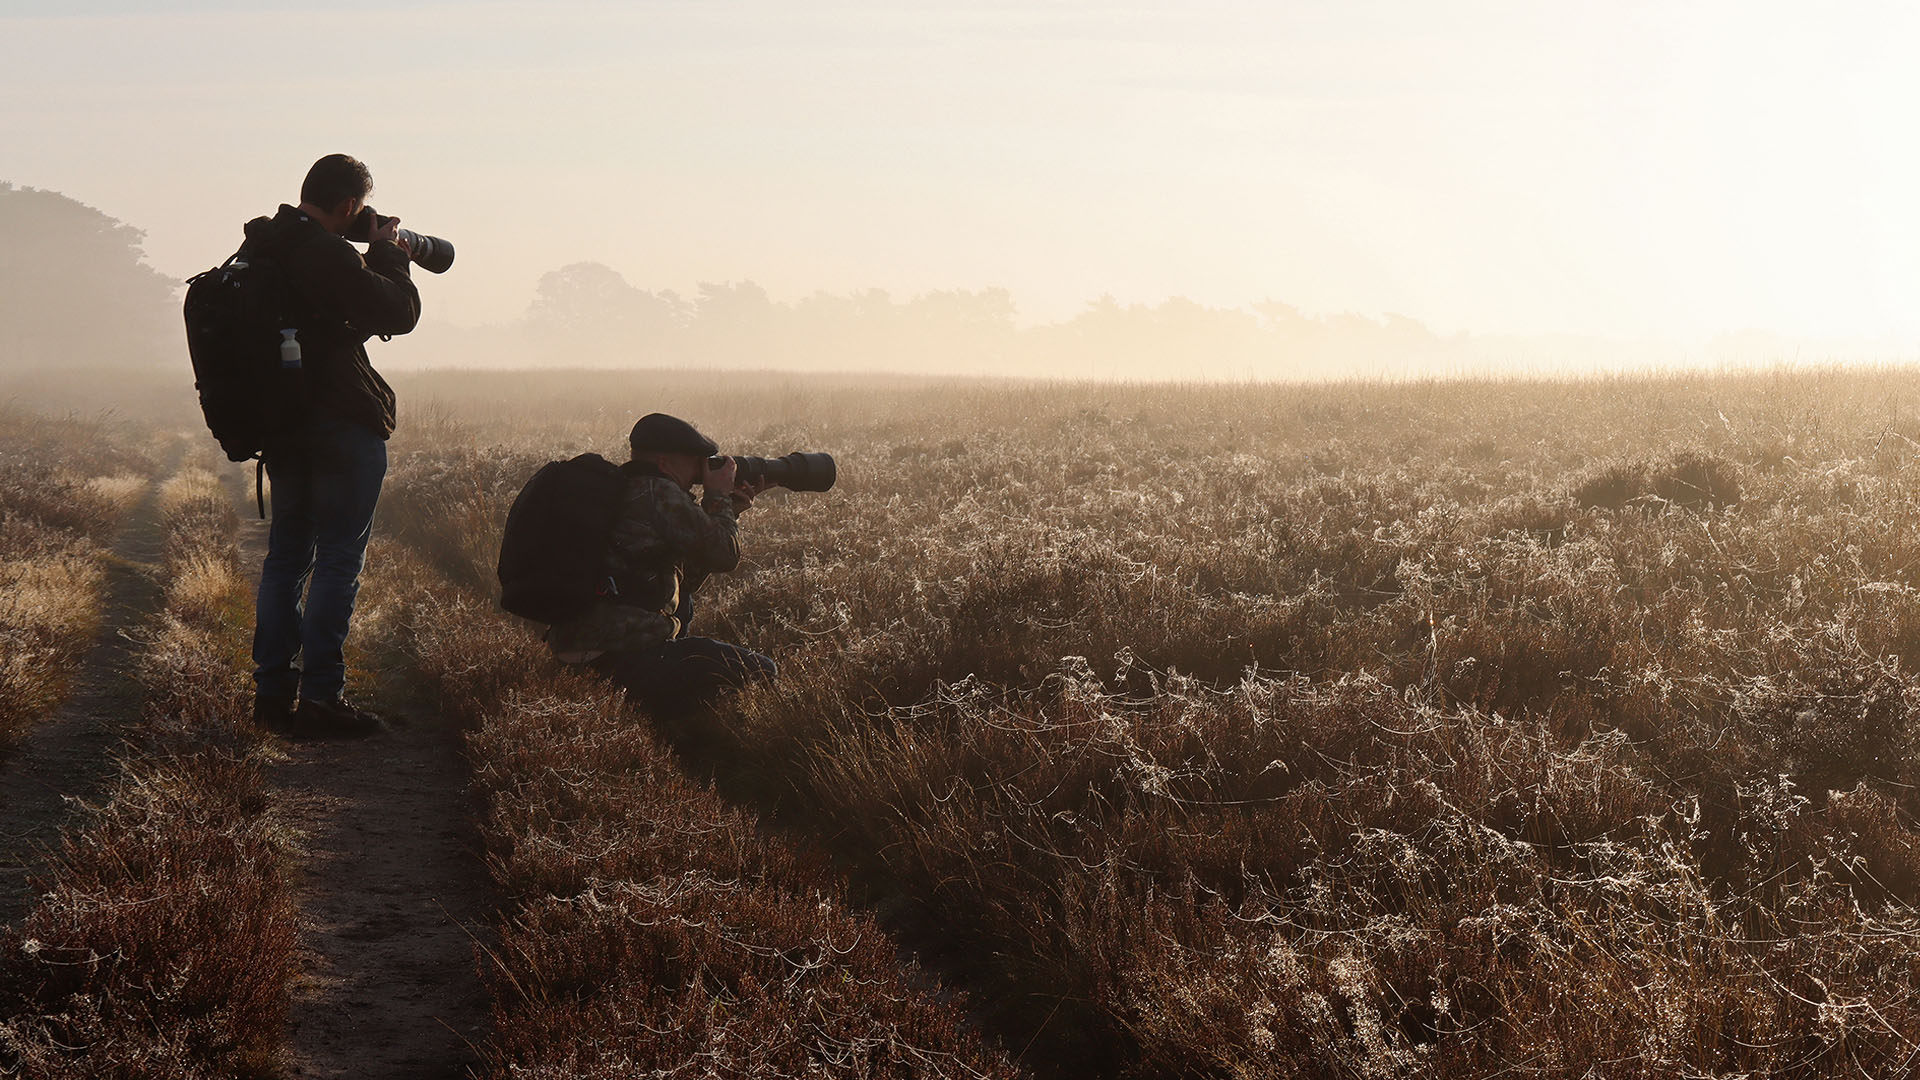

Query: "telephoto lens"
(395, 229), (455, 274)
(711, 452), (837, 493)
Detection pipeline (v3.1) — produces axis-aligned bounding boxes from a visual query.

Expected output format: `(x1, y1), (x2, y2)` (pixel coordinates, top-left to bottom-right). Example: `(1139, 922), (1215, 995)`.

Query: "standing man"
(247, 154), (419, 737)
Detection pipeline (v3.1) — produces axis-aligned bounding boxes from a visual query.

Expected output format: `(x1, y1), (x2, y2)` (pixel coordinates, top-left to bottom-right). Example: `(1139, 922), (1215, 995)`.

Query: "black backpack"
(497, 454), (655, 625)
(183, 240), (303, 463)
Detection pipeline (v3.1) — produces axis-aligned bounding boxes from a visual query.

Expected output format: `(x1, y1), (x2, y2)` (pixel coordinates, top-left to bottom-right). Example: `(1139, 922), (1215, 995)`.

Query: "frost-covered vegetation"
(378, 366), (1920, 1078)
(12, 364), (1920, 1078)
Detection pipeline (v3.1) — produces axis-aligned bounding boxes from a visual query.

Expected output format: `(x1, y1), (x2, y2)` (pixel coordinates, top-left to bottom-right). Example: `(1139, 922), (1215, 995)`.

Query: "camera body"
(709, 452), (837, 493)
(345, 206), (456, 274)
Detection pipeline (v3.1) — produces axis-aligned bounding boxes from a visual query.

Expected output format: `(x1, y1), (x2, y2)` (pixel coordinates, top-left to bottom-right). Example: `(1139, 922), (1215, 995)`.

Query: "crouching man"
(546, 413), (776, 712)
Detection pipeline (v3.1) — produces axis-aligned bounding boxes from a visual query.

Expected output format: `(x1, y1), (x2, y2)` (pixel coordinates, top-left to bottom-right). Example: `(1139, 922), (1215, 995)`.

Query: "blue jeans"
(252, 412), (387, 703)
(592, 636), (777, 714)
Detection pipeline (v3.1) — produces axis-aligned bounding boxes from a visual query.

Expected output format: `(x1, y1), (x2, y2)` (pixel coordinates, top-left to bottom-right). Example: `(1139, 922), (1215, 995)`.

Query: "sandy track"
(0, 475), (163, 928)
(267, 712), (493, 1078)
(234, 479), (494, 1079)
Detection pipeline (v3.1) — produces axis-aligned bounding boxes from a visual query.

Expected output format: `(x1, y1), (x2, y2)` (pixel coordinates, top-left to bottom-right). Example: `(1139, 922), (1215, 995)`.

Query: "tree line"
(486, 261), (1463, 378)
(0, 184), (1463, 379)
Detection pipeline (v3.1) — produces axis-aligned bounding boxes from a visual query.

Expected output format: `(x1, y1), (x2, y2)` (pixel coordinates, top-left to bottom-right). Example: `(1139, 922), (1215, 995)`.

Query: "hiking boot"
(251, 692), (296, 732)
(287, 697), (383, 739)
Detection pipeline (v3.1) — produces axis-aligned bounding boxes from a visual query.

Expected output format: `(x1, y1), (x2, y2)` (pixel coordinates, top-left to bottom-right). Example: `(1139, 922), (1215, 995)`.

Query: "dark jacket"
(242, 205), (418, 439)
(546, 462), (746, 659)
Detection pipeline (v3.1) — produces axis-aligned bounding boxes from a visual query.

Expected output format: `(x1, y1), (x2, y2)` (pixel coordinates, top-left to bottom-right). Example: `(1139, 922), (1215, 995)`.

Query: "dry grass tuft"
(0, 545), (106, 729)
(85, 472), (149, 516)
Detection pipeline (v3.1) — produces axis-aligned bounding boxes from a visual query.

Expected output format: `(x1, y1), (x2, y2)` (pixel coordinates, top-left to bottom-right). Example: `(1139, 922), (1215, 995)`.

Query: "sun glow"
(5, 1), (1920, 371)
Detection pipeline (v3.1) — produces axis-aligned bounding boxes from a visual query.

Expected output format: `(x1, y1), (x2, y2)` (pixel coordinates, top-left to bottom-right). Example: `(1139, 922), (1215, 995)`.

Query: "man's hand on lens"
(734, 474), (771, 508)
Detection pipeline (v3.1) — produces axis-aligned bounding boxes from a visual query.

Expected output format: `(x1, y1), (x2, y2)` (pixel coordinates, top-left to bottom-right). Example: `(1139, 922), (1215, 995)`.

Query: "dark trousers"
(252, 412), (387, 703)
(592, 636), (777, 714)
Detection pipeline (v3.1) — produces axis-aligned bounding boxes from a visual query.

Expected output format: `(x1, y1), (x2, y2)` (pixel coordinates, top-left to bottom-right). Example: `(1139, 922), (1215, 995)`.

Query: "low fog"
(4, 182), (1913, 388)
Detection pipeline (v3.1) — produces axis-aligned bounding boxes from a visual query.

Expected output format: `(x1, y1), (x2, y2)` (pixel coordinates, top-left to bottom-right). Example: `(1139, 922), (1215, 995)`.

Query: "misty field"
(10, 365), (1920, 1078)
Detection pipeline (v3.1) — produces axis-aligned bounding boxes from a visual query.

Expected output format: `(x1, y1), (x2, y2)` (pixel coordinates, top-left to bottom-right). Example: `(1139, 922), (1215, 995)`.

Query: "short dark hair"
(300, 154), (373, 210)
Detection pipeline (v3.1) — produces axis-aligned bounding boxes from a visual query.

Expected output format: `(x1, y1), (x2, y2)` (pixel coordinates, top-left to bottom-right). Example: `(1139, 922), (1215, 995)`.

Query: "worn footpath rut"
(234, 480), (494, 1080)
(0, 471), (165, 928)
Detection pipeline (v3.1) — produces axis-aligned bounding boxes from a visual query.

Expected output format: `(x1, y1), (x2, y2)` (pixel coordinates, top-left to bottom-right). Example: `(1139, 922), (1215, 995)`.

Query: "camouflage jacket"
(547, 464), (744, 659)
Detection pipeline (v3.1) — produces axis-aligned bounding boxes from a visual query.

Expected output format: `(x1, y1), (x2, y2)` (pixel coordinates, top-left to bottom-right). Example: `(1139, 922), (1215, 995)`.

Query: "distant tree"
(905, 288), (1017, 372)
(528, 261), (632, 334)
(0, 183), (177, 368)
(527, 262), (689, 364)
(690, 281), (780, 367)
(906, 288), (1015, 337)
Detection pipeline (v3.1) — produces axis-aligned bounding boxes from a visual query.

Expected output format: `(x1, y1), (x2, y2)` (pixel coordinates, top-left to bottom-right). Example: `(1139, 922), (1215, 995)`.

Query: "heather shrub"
(1573, 448), (1741, 510)
(3, 749), (291, 1077)
(1649, 447), (1742, 507)
(487, 880), (1008, 1079)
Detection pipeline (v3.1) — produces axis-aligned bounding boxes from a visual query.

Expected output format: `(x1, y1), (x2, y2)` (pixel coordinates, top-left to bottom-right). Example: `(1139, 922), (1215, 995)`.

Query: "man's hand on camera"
(368, 214), (405, 252)
(704, 456), (739, 496)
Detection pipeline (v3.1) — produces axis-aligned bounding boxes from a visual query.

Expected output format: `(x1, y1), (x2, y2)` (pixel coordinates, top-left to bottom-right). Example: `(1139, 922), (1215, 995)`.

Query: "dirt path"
(0, 474), (164, 928)
(235, 490), (494, 1079)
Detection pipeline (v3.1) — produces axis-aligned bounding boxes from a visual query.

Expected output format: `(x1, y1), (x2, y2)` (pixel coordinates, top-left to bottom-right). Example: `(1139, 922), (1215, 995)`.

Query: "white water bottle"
(279, 328), (302, 369)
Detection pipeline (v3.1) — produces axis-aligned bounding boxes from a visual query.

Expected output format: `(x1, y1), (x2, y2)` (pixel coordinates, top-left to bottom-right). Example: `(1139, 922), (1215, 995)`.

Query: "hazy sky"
(6, 1), (1920, 341)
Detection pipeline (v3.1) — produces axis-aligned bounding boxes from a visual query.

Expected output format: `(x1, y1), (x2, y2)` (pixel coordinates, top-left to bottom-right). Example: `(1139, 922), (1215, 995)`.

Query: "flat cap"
(628, 413), (718, 457)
